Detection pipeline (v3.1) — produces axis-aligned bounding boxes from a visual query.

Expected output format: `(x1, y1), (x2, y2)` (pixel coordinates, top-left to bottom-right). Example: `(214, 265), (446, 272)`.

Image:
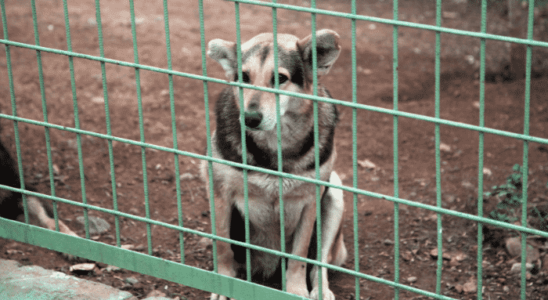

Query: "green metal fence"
(0, 0), (548, 299)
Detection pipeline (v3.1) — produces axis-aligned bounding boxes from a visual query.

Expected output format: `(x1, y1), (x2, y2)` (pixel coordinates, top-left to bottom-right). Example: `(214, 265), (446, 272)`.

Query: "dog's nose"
(244, 111), (263, 129)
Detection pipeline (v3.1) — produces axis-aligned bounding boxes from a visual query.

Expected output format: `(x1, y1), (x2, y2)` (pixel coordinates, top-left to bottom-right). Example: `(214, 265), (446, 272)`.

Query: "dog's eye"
(271, 73), (288, 86)
(234, 71), (251, 83)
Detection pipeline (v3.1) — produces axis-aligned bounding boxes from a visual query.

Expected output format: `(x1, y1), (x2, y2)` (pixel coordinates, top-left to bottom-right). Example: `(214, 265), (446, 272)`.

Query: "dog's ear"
(297, 29), (341, 77)
(207, 39), (237, 80)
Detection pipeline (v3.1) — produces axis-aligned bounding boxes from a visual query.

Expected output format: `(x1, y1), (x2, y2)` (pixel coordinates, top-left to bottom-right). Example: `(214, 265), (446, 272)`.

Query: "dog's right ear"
(207, 39), (237, 80)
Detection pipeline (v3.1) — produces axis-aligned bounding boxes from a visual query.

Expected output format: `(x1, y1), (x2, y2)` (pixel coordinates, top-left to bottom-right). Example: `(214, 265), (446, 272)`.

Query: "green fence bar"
(351, 1), (359, 299)
(1, 0), (548, 299)
(161, 0), (185, 265)
(61, 0), (90, 239)
(233, 1), (253, 282)
(198, 0), (218, 274)
(392, 0), (400, 298)
(30, 0), (60, 233)
(476, 0), (488, 297)
(434, 0), (443, 296)
(270, 0), (287, 292)
(520, 0), (535, 298)
(1, 0), (28, 225)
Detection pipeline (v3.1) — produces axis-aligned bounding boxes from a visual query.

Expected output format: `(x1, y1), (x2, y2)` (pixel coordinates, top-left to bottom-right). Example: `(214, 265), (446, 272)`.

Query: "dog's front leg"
(309, 172), (346, 300)
(210, 194), (236, 300)
(286, 199), (317, 298)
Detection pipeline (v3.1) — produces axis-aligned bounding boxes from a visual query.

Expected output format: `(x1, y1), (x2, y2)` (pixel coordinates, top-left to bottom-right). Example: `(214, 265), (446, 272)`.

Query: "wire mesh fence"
(0, 0), (548, 299)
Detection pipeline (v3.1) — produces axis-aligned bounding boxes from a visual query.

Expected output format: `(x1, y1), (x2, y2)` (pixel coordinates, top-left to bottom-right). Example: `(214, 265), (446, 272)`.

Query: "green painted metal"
(233, 1), (253, 282)
(161, 0), (185, 265)
(1, 0), (547, 299)
(434, 0), (443, 296)
(476, 0), (487, 297)
(520, 1), (535, 298)
(62, 0), (90, 239)
(30, 0), (59, 233)
(271, 0), (287, 292)
(392, 1), (400, 299)
(350, 1), (359, 299)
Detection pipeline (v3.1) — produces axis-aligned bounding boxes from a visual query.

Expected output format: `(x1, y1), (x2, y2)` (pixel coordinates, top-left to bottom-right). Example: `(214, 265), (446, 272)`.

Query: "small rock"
(505, 237), (540, 263)
(179, 173), (195, 181)
(400, 250), (413, 261)
(368, 24), (376, 30)
(482, 168), (492, 176)
(197, 237), (212, 249)
(47, 24), (54, 31)
(464, 54), (475, 65)
(160, 89), (169, 96)
(53, 164), (60, 175)
(439, 143), (451, 153)
(76, 216), (111, 235)
(407, 276), (417, 283)
(541, 255), (548, 273)
(503, 285), (509, 293)
(125, 277), (139, 285)
(105, 265), (121, 272)
(473, 101), (480, 109)
(510, 262), (534, 273)
(357, 159), (376, 170)
(383, 239), (394, 245)
(92, 96), (104, 103)
(462, 277), (477, 293)
(443, 11), (459, 19)
(430, 248), (451, 260)
(146, 290), (167, 298)
(69, 263), (96, 273)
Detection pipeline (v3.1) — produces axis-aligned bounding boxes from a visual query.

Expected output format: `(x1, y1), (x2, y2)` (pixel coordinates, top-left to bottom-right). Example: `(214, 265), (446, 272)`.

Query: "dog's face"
(208, 30), (341, 131)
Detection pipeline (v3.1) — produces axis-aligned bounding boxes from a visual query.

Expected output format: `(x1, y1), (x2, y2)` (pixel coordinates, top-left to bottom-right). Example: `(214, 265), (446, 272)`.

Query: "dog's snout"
(244, 111), (263, 129)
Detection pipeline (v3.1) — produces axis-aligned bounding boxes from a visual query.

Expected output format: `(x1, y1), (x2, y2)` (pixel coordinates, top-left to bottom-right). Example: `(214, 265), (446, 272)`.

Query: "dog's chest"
(227, 173), (316, 232)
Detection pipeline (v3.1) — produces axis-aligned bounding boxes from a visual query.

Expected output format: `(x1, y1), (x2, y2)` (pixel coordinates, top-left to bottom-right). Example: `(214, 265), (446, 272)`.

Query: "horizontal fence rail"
(0, 0), (546, 299)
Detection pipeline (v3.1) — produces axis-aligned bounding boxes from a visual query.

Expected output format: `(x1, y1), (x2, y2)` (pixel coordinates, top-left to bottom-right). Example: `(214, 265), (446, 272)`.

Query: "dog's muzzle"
(244, 111), (263, 129)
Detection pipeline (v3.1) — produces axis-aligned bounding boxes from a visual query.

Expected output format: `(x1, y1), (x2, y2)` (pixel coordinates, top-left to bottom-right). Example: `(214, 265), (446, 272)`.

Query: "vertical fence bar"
(434, 0), (443, 295)
(30, 0), (60, 232)
(350, 1), (360, 299)
(0, 0), (28, 224)
(520, 0), (534, 298)
(126, 0), (152, 256)
(161, 0), (184, 264)
(271, 0), (287, 292)
(476, 0), (487, 297)
(62, 0), (89, 239)
(198, 0), (218, 273)
(233, 1), (252, 282)
(310, 1), (324, 298)
(94, 0), (120, 247)
(392, 0), (400, 298)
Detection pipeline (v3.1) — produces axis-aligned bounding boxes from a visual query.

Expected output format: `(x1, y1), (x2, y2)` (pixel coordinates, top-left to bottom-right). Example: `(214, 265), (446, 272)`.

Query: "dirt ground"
(1, 0), (547, 299)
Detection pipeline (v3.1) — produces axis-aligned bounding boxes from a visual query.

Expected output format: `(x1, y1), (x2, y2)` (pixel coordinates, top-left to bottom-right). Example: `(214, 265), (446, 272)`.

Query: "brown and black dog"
(201, 29), (347, 300)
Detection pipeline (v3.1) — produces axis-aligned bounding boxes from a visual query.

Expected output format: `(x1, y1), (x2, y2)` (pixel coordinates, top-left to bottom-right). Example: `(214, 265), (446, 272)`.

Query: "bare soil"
(1, 0), (547, 299)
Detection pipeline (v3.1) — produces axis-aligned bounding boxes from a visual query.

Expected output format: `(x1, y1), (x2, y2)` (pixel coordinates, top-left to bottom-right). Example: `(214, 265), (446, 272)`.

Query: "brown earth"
(1, 0), (547, 299)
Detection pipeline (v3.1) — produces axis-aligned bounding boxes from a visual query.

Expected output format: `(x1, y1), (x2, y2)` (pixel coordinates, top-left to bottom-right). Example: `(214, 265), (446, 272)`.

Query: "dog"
(201, 29), (347, 300)
(0, 135), (78, 241)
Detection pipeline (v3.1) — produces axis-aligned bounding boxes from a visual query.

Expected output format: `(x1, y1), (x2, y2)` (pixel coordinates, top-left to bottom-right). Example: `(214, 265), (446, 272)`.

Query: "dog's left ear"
(207, 39), (237, 80)
(298, 29), (341, 77)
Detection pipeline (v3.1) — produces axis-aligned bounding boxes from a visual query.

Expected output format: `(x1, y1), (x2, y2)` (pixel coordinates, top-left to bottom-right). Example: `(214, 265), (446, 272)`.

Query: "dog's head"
(208, 30), (341, 131)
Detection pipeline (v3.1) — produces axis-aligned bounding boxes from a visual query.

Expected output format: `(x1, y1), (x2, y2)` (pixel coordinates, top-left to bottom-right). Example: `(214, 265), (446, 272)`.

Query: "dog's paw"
(310, 287), (335, 300)
(210, 293), (230, 300)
